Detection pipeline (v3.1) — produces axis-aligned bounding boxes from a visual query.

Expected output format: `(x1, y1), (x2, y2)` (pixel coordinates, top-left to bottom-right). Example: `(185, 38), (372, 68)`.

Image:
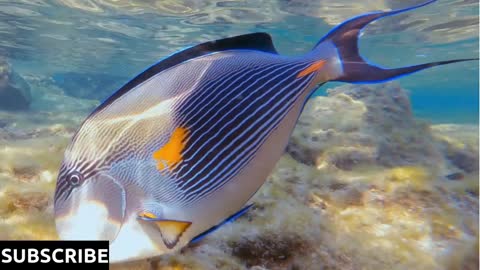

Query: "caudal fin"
(315, 0), (478, 83)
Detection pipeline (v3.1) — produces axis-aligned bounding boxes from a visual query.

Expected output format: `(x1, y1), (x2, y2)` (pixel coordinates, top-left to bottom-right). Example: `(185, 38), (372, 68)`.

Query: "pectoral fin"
(138, 212), (192, 249)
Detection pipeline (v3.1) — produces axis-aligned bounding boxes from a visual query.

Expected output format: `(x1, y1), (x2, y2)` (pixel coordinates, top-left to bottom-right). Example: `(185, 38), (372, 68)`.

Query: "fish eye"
(67, 171), (83, 187)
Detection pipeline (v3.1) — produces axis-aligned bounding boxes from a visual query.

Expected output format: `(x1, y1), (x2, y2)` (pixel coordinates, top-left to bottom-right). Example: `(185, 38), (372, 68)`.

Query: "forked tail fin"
(315, 0), (478, 83)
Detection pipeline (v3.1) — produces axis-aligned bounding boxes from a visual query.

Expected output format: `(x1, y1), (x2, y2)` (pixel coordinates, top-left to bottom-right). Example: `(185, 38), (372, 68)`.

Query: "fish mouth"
(54, 174), (126, 243)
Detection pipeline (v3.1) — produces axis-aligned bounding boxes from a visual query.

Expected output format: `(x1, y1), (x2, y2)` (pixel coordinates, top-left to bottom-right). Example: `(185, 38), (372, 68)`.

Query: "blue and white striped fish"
(53, 0), (477, 264)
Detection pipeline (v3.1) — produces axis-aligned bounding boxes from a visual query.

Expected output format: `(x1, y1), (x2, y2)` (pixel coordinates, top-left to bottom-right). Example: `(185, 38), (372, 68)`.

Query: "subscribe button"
(0, 240), (109, 269)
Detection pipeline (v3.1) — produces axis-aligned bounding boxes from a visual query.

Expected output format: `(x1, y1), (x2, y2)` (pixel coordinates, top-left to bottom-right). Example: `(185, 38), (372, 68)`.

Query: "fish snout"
(54, 174), (126, 243)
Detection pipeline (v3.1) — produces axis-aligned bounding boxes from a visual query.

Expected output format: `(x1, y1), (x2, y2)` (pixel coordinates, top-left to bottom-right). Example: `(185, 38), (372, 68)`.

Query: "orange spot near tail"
(153, 127), (189, 172)
(297, 59), (327, 78)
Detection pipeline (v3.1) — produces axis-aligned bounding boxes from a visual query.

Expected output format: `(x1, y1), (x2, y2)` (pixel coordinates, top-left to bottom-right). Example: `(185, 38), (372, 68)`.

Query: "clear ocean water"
(0, 0), (478, 123)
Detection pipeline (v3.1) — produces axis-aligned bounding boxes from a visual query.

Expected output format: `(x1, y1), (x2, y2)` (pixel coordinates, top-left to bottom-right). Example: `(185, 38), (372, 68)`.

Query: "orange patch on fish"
(297, 59), (327, 78)
(153, 127), (189, 172)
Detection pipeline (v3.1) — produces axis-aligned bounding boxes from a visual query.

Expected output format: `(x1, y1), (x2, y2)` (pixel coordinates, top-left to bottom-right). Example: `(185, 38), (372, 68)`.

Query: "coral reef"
(0, 57), (32, 111)
(432, 124), (479, 174)
(0, 78), (477, 270)
(287, 82), (445, 171)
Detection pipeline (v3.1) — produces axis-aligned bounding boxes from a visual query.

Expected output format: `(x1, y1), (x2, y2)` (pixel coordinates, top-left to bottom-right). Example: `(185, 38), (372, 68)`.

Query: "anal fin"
(190, 203), (254, 245)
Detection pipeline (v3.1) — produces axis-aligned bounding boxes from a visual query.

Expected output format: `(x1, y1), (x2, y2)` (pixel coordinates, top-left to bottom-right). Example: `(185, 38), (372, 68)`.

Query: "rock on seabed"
(0, 78), (477, 270)
(0, 57), (32, 111)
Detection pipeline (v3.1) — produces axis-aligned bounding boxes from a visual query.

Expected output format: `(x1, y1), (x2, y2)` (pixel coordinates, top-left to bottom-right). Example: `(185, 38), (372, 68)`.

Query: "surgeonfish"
(53, 0), (477, 264)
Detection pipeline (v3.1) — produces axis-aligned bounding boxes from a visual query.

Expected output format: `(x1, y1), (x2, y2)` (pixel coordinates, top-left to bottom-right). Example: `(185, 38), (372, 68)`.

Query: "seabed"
(0, 74), (478, 270)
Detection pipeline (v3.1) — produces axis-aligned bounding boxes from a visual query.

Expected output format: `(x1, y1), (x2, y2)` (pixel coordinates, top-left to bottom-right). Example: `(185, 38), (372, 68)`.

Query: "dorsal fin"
(91, 32), (278, 115)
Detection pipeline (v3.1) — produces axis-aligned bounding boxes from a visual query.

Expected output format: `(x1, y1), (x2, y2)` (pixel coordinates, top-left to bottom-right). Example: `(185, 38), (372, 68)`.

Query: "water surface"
(0, 0), (478, 123)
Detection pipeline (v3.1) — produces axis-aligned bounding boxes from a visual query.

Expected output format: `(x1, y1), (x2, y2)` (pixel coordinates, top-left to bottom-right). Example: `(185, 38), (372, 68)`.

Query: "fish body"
(53, 0), (477, 264)
(55, 41), (339, 263)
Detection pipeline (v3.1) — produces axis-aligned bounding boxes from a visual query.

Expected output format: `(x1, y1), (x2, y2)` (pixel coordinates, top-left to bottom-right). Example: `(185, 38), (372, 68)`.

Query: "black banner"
(0, 240), (109, 269)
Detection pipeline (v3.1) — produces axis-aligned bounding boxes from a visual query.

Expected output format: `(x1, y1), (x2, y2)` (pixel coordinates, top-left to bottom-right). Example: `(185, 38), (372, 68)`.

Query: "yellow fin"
(139, 211), (157, 219)
(297, 59), (327, 78)
(155, 220), (192, 249)
(153, 127), (189, 172)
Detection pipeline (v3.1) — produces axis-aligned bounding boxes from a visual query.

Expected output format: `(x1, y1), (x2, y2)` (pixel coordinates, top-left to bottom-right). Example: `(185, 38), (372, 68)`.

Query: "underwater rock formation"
(432, 124), (479, 174)
(0, 79), (477, 270)
(288, 82), (446, 171)
(0, 57), (32, 111)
